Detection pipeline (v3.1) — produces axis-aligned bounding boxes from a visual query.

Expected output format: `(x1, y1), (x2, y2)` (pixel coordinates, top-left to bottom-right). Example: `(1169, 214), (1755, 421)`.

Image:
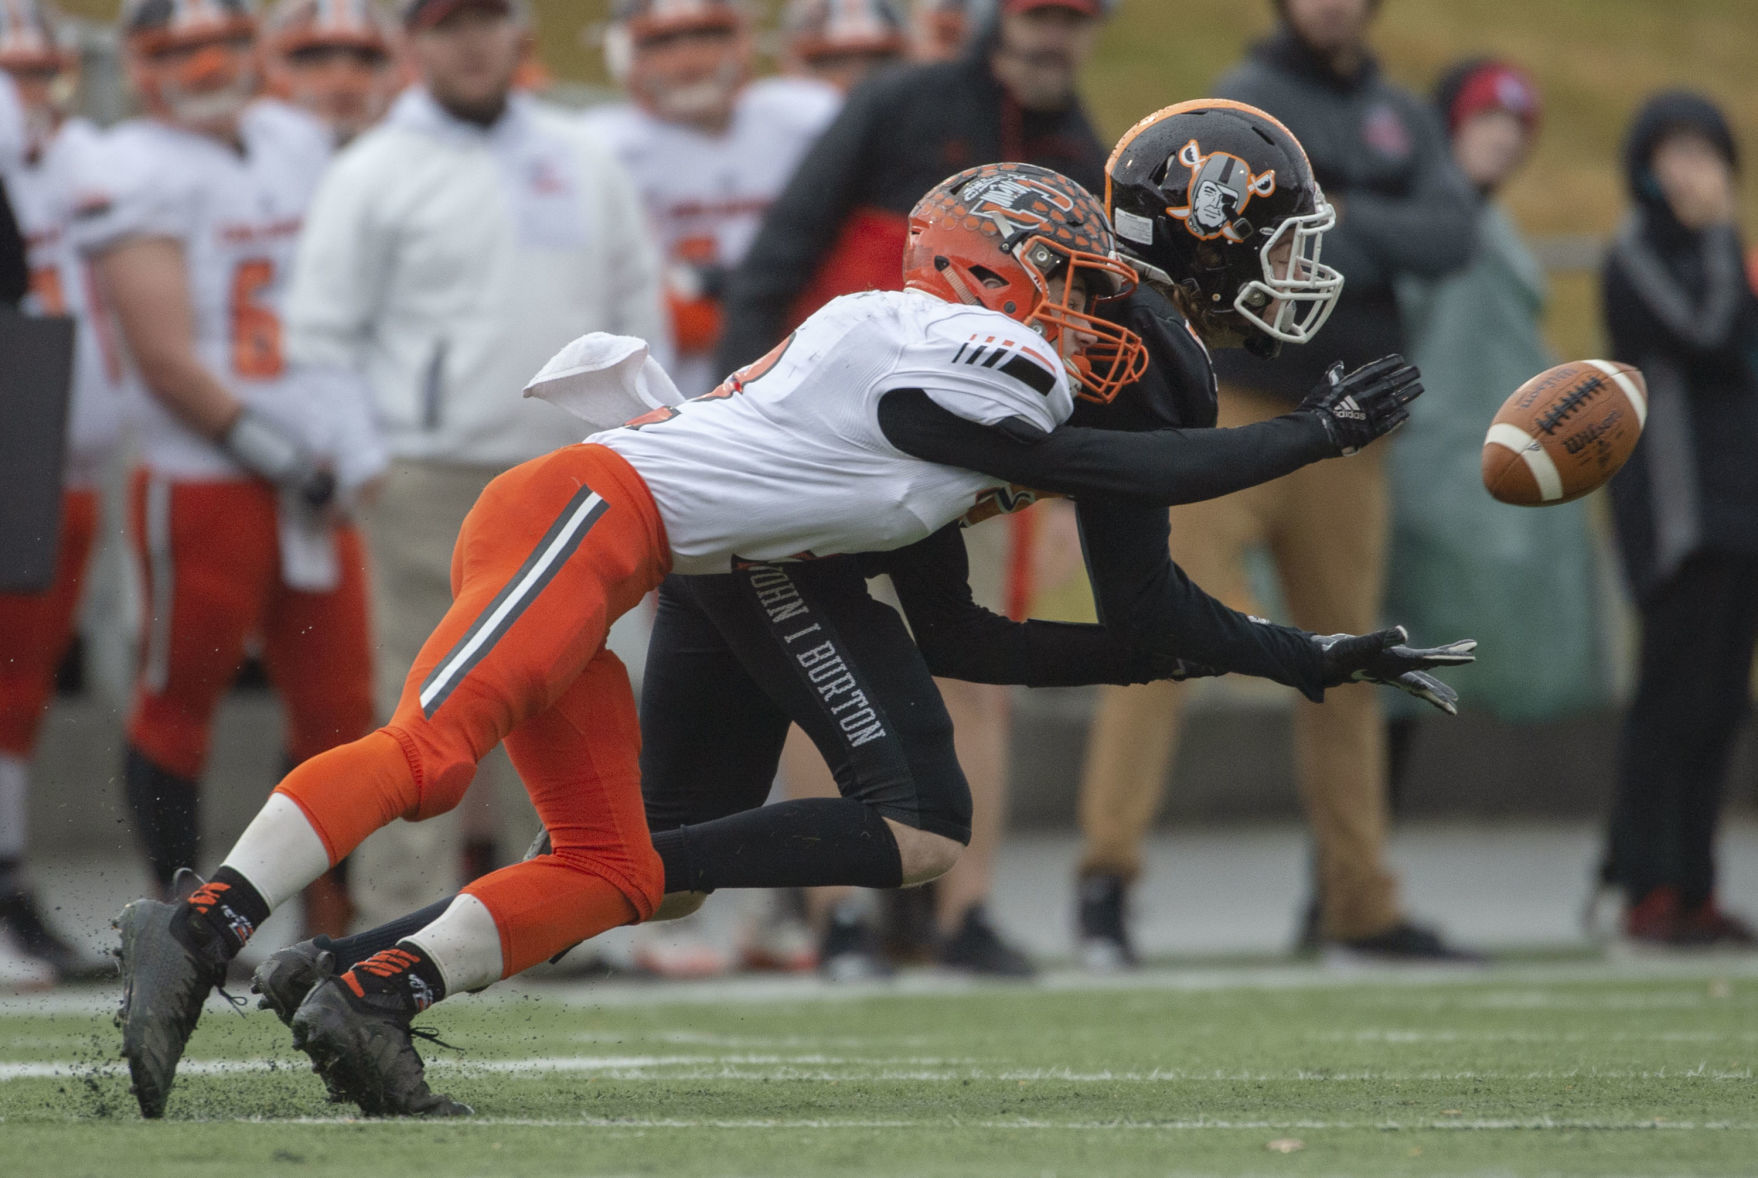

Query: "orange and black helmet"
(905, 162), (1147, 404)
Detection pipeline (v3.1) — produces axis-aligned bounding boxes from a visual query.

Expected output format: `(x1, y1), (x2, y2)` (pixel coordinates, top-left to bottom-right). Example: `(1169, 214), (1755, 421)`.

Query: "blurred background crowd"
(0, 0), (1754, 990)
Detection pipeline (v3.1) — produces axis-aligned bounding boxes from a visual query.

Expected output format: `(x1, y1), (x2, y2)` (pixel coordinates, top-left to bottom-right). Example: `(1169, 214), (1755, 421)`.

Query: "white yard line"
(6, 955), (1757, 1018)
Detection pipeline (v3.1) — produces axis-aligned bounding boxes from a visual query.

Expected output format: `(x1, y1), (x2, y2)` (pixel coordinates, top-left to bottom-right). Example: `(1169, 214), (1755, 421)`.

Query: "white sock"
(404, 893), (504, 995)
(0, 755), (26, 864)
(218, 794), (332, 910)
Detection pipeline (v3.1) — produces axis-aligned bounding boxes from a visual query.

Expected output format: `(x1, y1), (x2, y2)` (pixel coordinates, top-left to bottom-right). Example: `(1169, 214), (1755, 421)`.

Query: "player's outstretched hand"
(1298, 355), (1424, 456)
(1314, 626), (1477, 715)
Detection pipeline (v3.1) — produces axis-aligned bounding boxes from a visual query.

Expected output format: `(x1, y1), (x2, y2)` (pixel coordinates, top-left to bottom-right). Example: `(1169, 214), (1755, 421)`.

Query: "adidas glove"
(222, 407), (336, 509)
(1298, 355), (1424, 456)
(1314, 626), (1477, 715)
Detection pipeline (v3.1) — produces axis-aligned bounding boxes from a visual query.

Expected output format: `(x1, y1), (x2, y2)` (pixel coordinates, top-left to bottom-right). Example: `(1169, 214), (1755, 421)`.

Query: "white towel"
(521, 333), (684, 433)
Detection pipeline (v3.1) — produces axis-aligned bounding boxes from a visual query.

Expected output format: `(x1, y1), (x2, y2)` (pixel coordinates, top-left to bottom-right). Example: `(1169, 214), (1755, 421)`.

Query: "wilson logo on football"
(1166, 140), (1277, 244)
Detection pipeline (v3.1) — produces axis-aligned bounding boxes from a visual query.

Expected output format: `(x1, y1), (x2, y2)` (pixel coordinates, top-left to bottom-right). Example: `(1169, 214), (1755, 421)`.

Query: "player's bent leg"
(116, 445), (669, 1118)
(887, 820), (962, 886)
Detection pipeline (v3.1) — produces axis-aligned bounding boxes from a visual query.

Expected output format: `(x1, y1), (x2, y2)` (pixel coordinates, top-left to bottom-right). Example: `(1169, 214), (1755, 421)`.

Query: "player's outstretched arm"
(1313, 627), (1478, 715)
(875, 361), (1421, 508)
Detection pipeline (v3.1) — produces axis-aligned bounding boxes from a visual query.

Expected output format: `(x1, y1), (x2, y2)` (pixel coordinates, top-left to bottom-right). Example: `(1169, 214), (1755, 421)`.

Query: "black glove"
(222, 407), (336, 509)
(1298, 355), (1424, 456)
(1314, 626), (1477, 715)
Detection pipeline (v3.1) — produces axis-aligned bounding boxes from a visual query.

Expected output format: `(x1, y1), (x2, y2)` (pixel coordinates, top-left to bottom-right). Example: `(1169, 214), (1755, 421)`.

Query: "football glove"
(1314, 626), (1477, 715)
(1298, 355), (1424, 456)
(222, 407), (337, 509)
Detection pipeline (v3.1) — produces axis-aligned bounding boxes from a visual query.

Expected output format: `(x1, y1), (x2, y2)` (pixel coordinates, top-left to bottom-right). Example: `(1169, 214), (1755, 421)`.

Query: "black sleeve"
(0, 177), (27, 308)
(713, 84), (889, 372)
(877, 387), (1334, 505)
(1076, 495), (1328, 700)
(877, 524), (1153, 688)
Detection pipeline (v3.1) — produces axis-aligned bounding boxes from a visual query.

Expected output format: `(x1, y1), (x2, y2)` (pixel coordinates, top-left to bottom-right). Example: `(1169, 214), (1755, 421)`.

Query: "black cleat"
(251, 940), (335, 1027)
(1076, 873), (1138, 973)
(937, 904), (1036, 979)
(1324, 920), (1487, 966)
(289, 977), (472, 1117)
(817, 906), (894, 984)
(113, 872), (228, 1118)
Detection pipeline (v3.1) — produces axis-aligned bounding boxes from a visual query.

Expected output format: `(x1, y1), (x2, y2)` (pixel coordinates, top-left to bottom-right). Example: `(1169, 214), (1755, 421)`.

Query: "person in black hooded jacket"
(1599, 90), (1758, 947)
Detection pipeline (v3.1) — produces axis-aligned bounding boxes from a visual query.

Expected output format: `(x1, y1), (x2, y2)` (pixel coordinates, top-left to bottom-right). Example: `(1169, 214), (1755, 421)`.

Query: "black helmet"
(1105, 99), (1342, 352)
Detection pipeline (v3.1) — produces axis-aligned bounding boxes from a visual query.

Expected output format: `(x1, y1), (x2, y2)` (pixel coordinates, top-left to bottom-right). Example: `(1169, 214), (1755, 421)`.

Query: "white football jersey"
(591, 288), (1074, 574)
(580, 77), (841, 395)
(73, 100), (359, 480)
(9, 118), (126, 483)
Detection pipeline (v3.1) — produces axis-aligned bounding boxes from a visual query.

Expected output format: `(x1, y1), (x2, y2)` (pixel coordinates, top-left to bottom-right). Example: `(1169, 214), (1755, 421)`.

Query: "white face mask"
(1234, 198), (1345, 345)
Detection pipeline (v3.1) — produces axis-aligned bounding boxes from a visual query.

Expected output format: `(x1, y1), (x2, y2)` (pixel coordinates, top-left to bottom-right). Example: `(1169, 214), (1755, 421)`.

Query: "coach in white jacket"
(285, 0), (669, 929)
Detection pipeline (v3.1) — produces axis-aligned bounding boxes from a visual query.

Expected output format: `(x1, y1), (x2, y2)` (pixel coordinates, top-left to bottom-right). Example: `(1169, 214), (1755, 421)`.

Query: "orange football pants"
(274, 444), (671, 976)
(127, 472), (374, 779)
(0, 488), (99, 756)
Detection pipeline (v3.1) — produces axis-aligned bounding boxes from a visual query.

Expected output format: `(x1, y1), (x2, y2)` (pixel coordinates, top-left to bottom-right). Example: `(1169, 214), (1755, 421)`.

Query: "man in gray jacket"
(1073, 0), (1480, 966)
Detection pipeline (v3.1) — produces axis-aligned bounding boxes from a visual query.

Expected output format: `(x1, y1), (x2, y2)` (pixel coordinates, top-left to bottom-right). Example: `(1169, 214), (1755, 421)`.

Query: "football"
(1481, 359), (1648, 506)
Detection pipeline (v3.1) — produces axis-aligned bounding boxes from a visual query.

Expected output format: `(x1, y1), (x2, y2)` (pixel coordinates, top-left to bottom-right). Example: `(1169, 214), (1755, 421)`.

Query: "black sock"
(182, 866), (271, 960)
(323, 898), (454, 970)
(124, 747), (199, 891)
(653, 799), (904, 893)
(341, 941), (447, 1014)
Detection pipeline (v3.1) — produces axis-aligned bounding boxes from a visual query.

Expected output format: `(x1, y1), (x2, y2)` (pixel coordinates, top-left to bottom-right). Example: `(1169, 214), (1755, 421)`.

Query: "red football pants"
(127, 472), (374, 779)
(275, 444), (671, 976)
(0, 488), (99, 756)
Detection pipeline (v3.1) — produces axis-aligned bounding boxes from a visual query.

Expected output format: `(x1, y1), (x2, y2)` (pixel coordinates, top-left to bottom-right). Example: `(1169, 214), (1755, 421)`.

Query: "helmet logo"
(1166, 140), (1276, 244)
(958, 172), (1078, 241)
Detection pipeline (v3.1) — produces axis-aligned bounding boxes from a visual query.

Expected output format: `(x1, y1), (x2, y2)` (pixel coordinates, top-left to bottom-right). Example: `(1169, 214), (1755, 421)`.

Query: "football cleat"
(113, 870), (228, 1119)
(289, 977), (472, 1118)
(817, 905), (893, 984)
(1323, 920), (1486, 967)
(252, 939), (335, 1027)
(0, 891), (116, 982)
(937, 904), (1036, 979)
(1075, 873), (1138, 973)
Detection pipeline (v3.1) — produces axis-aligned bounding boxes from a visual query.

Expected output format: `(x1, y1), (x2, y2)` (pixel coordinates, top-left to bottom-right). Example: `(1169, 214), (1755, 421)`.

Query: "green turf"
(4, 960), (1756, 1177)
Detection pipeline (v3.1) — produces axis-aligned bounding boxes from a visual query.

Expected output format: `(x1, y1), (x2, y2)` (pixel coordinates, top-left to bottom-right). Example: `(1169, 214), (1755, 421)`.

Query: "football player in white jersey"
(781, 0), (908, 93)
(263, 0), (401, 146)
(585, 0), (840, 398)
(82, 0), (384, 912)
(0, 0), (127, 987)
(113, 161), (1451, 1118)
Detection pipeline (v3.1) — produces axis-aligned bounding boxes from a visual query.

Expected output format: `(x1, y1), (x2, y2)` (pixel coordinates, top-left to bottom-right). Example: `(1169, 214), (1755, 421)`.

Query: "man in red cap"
(714, 0), (1114, 980)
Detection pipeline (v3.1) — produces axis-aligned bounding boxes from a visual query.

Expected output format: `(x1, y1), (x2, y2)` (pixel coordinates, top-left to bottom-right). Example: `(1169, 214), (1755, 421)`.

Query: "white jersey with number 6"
(73, 99), (348, 480)
(591, 288), (1073, 574)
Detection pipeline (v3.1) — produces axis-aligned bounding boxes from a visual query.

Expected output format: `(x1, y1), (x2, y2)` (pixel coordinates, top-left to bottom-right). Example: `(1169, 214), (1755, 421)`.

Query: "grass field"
(4, 958), (1757, 1177)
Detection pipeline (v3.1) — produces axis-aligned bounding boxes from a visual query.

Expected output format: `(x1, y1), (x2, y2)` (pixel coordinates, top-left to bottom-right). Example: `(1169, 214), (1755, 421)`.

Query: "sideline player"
(0, 0), (126, 986)
(780, 0), (908, 93)
(586, 0), (839, 398)
(115, 161), (1449, 1118)
(263, 0), (401, 146)
(83, 0), (383, 899)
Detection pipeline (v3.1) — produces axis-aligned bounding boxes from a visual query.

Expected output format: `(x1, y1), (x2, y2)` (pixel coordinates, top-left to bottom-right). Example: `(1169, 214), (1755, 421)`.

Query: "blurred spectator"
(1073, 0), (1480, 967)
(79, 1), (382, 911)
(263, 0), (402, 146)
(587, 0), (838, 398)
(1384, 61), (1607, 745)
(780, 0), (908, 93)
(1600, 90), (1758, 947)
(285, 0), (668, 933)
(909, 0), (986, 61)
(716, 0), (1114, 979)
(0, 1), (120, 984)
